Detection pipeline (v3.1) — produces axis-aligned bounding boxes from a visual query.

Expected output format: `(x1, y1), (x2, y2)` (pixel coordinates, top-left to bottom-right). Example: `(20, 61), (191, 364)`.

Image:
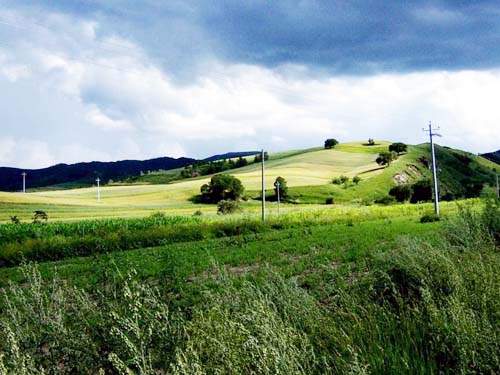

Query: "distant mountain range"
(481, 150), (500, 165)
(203, 151), (260, 162)
(0, 157), (195, 192)
(0, 151), (262, 192)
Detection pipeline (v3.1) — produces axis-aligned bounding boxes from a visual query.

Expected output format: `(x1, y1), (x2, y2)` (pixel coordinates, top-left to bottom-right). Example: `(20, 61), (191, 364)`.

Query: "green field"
(0, 198), (499, 374)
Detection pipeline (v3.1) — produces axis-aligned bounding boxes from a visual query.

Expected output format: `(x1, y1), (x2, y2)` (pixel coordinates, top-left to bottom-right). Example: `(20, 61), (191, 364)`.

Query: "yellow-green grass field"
(0, 144), (385, 221)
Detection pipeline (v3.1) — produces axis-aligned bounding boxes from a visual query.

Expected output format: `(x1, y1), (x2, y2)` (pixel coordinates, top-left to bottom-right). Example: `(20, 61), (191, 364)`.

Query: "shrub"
(217, 200), (242, 215)
(368, 138), (375, 146)
(325, 197), (334, 205)
(10, 216), (20, 224)
(374, 196), (396, 205)
(193, 210), (203, 216)
(352, 176), (361, 185)
(32, 211), (48, 224)
(420, 213), (440, 223)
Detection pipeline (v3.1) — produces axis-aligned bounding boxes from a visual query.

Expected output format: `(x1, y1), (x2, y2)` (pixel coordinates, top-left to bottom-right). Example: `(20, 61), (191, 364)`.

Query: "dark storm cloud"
(196, 0), (500, 73)
(4, 0), (500, 75)
(3, 0), (500, 74)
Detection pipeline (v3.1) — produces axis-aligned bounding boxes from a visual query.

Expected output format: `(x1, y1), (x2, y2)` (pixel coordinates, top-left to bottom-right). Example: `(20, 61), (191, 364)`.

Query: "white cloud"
(1, 6), (500, 169)
(86, 105), (134, 131)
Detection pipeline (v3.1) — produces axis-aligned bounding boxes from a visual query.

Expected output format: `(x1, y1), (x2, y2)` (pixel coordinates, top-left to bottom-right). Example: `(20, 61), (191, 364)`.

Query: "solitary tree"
(368, 138), (375, 146)
(324, 138), (339, 149)
(273, 176), (288, 201)
(200, 174), (244, 203)
(389, 142), (408, 155)
(376, 151), (398, 167)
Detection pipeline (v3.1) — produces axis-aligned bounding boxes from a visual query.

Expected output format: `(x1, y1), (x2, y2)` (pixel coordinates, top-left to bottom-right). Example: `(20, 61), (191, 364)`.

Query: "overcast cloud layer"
(1, 1), (500, 168)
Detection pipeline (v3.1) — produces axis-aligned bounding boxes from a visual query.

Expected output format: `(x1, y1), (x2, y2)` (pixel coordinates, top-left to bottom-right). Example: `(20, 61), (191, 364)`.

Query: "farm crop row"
(0, 201), (471, 267)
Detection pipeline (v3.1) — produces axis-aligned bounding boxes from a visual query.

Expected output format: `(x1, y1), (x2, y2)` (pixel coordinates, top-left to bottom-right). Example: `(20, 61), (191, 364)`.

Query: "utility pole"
(423, 122), (442, 216)
(261, 149), (266, 222)
(274, 180), (281, 213)
(21, 172), (27, 193)
(96, 177), (101, 203)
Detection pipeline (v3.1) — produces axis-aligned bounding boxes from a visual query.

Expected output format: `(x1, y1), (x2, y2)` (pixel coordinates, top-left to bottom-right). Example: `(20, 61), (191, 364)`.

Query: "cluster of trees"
(182, 152), (270, 180)
(181, 157), (250, 178)
(388, 179), (432, 203)
(200, 174), (245, 203)
(254, 152), (269, 163)
(198, 174), (289, 214)
(332, 175), (361, 186)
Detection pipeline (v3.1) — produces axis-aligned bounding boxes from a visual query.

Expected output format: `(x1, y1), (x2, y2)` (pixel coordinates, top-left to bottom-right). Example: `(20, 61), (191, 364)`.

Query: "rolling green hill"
(0, 141), (497, 222)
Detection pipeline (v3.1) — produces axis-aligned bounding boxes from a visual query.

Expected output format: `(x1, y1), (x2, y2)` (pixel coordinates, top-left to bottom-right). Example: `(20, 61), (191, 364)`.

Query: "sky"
(1, 0), (500, 168)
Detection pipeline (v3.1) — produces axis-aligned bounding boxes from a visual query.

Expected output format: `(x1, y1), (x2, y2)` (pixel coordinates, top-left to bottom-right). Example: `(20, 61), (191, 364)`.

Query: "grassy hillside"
(0, 141), (497, 222)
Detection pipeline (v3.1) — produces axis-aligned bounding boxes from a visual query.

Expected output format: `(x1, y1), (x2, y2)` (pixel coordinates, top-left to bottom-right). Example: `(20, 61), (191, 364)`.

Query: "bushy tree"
(410, 179), (432, 203)
(389, 142), (408, 155)
(200, 174), (245, 203)
(368, 138), (375, 146)
(376, 151), (398, 167)
(389, 185), (412, 202)
(274, 176), (288, 201)
(324, 138), (339, 149)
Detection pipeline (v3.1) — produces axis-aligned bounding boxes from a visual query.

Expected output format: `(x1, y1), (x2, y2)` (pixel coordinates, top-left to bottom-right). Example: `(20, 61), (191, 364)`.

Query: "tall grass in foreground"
(0, 200), (499, 374)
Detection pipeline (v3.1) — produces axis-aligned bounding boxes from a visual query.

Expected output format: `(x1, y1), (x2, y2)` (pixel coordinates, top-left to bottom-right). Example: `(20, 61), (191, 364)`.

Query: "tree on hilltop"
(389, 142), (408, 155)
(324, 139), (339, 149)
